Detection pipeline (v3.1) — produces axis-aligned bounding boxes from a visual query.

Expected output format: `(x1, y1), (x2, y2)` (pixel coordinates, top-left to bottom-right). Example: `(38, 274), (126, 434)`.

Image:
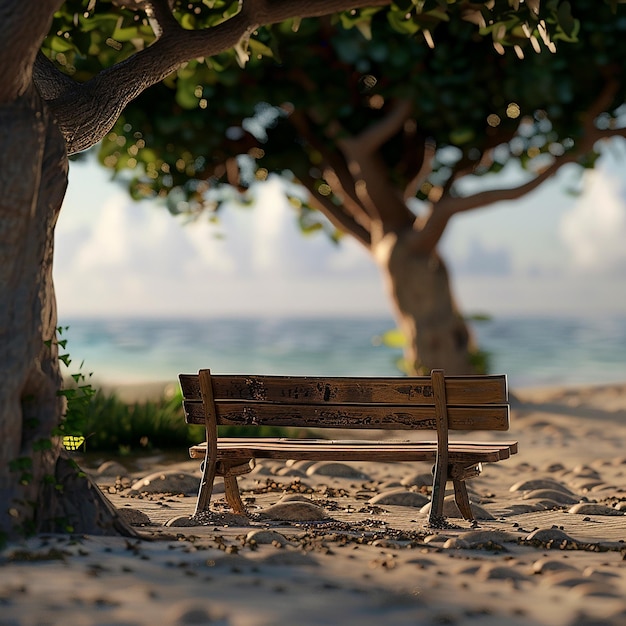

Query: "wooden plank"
(189, 439), (517, 458)
(213, 438), (519, 455)
(188, 442), (515, 463)
(183, 400), (510, 431)
(179, 373), (508, 405)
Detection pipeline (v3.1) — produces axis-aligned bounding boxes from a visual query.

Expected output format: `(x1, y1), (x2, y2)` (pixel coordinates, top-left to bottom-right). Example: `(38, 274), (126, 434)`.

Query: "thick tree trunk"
(0, 86), (133, 539)
(374, 230), (477, 376)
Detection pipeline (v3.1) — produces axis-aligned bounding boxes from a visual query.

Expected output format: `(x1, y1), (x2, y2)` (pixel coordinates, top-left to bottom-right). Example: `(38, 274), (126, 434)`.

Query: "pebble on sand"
(305, 461), (370, 479)
(568, 503), (625, 516)
(117, 508), (152, 526)
(368, 489), (430, 507)
(444, 530), (519, 549)
(129, 471), (200, 496)
(246, 529), (290, 546)
(524, 528), (579, 544)
(509, 478), (575, 494)
(522, 489), (580, 505)
(257, 501), (328, 521)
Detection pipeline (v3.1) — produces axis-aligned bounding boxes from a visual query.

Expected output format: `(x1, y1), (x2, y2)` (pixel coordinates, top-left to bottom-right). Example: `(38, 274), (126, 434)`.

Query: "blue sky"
(54, 141), (626, 320)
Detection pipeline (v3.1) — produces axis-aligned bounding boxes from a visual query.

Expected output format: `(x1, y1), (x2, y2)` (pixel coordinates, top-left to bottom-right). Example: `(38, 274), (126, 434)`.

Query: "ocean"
(57, 315), (626, 390)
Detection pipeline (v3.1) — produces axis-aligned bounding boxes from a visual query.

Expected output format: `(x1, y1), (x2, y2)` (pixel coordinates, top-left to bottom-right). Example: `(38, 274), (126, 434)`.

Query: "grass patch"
(78, 390), (310, 454)
(80, 390), (202, 453)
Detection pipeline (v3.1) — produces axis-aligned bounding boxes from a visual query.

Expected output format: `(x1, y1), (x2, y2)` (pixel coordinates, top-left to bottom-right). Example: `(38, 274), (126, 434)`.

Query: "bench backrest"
(179, 369), (510, 432)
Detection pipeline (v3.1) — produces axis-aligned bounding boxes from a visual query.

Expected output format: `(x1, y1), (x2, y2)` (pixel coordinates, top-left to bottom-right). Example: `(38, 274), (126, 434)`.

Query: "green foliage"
(55, 0), (623, 229)
(41, 1), (599, 218)
(44, 329), (304, 454)
(79, 390), (202, 454)
(76, 390), (307, 454)
(49, 326), (97, 450)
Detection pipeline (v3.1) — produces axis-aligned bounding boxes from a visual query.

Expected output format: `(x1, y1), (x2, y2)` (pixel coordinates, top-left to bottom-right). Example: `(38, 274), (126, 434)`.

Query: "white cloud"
(454, 238), (513, 276)
(560, 168), (626, 273)
(55, 155), (626, 320)
(54, 161), (390, 318)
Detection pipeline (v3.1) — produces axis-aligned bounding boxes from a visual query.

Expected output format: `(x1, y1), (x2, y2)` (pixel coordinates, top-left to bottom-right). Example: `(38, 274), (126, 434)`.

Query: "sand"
(1, 382), (625, 626)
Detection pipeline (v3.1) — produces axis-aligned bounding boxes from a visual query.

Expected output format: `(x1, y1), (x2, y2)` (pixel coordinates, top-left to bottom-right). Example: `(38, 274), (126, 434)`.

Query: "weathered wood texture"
(179, 369), (517, 526)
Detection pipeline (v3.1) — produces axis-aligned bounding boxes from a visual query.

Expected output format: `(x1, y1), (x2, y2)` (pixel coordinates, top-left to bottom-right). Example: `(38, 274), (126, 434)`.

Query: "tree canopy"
(79, 1), (625, 223)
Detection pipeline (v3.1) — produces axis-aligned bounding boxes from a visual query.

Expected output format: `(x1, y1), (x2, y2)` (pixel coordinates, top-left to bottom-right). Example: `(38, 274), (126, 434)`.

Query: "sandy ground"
(1, 382), (625, 626)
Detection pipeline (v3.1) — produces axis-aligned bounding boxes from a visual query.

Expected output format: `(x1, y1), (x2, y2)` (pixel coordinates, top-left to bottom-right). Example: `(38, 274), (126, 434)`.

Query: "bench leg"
(428, 474), (447, 527)
(195, 458), (217, 516)
(453, 479), (476, 525)
(224, 475), (246, 515)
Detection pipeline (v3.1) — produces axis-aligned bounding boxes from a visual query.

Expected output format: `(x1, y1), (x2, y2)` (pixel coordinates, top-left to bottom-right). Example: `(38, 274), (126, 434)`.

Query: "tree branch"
(288, 110), (373, 231)
(403, 136), (435, 199)
(35, 0), (391, 154)
(413, 73), (626, 253)
(341, 98), (413, 155)
(294, 166), (372, 248)
(338, 100), (416, 230)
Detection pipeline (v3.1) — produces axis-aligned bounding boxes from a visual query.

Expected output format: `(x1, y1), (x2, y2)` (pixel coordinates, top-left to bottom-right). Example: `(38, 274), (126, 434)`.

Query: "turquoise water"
(58, 315), (626, 389)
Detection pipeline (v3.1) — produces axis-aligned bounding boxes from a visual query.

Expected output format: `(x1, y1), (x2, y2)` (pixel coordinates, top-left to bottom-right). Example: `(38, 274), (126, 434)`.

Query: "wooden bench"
(179, 368), (517, 527)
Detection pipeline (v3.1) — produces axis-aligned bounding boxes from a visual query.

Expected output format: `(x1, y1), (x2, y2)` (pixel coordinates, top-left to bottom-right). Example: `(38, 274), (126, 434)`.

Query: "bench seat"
(190, 438), (518, 464)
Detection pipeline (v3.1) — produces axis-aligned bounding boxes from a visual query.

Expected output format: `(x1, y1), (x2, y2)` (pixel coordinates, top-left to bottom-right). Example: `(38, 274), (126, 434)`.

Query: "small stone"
(165, 600), (227, 625)
(569, 503), (625, 516)
(400, 472), (434, 488)
(572, 464), (600, 478)
(532, 558), (579, 575)
(545, 572), (597, 588)
(569, 479), (605, 491)
(117, 508), (151, 526)
(257, 501), (328, 521)
(525, 528), (578, 544)
(246, 530), (290, 546)
(369, 489), (429, 507)
(510, 478), (574, 494)
(130, 471), (199, 496)
(305, 462), (370, 479)
(444, 530), (518, 549)
(570, 582), (622, 599)
(522, 489), (580, 505)
(542, 462), (566, 473)
(475, 564), (530, 582)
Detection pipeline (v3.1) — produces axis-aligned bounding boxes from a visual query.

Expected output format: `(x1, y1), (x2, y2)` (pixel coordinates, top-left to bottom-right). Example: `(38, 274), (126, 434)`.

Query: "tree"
(94, 1), (626, 376)
(0, 0), (395, 541)
(0, 0), (586, 539)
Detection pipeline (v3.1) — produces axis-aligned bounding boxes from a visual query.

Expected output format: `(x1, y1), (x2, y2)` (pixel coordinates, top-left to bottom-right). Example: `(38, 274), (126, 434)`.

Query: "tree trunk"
(374, 230), (478, 376)
(0, 86), (133, 540)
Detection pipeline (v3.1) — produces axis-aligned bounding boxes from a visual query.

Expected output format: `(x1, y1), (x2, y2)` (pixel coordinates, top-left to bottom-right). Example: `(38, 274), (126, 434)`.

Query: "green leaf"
(378, 328), (407, 349)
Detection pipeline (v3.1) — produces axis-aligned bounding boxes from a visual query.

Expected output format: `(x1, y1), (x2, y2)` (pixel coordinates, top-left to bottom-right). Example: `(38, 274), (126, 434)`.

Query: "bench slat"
(179, 373), (507, 405)
(213, 437), (518, 455)
(183, 400), (510, 431)
(188, 439), (517, 463)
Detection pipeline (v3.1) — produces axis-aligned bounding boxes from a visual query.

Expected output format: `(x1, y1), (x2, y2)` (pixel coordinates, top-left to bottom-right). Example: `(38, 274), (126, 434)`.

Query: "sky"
(54, 141), (626, 321)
